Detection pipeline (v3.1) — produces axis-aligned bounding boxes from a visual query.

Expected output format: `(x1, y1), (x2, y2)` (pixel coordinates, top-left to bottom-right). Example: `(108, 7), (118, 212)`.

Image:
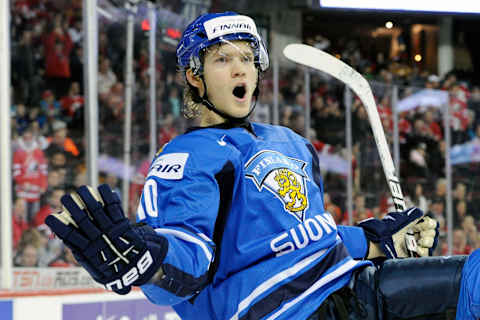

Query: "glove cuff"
(131, 224), (168, 286)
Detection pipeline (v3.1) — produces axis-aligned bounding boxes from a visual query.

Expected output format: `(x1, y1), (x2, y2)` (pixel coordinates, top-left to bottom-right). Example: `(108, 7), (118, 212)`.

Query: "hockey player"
(46, 12), (480, 320)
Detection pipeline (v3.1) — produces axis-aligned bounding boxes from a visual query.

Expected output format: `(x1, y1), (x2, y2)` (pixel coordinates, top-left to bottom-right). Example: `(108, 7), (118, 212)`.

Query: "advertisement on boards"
(0, 300), (13, 320)
(12, 268), (97, 291)
(63, 299), (179, 320)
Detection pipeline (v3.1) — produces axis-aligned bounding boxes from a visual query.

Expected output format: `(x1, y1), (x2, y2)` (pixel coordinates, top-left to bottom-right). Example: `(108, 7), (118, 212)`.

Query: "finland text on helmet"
(176, 12), (269, 75)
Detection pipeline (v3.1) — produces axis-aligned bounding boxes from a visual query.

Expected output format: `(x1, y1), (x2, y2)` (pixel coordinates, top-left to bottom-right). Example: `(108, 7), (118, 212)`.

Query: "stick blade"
(283, 43), (369, 97)
(283, 43), (333, 67)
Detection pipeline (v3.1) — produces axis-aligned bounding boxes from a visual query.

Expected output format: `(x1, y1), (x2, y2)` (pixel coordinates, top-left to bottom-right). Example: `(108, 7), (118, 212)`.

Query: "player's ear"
(186, 69), (202, 90)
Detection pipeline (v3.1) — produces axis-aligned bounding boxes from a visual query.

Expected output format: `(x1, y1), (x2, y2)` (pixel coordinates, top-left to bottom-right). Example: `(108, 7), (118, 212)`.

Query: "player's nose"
(231, 58), (246, 78)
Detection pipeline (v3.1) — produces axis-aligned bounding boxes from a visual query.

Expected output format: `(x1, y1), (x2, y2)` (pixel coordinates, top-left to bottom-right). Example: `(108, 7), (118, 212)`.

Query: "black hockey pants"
(307, 255), (466, 320)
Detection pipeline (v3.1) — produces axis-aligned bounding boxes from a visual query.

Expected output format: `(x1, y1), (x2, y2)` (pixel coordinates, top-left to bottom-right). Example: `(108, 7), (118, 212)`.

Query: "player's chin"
(230, 101), (251, 118)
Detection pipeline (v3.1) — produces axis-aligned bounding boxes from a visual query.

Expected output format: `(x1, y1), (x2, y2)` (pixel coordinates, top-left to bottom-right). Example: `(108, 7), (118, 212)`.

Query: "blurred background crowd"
(8, 0), (480, 268)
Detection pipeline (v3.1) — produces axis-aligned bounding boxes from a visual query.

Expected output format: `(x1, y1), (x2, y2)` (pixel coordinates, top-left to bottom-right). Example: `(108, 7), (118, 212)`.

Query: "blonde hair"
(17, 228), (45, 251)
(182, 82), (203, 119)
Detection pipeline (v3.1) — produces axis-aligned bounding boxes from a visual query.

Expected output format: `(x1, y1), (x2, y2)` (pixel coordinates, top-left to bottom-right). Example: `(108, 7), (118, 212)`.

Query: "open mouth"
(233, 84), (247, 100)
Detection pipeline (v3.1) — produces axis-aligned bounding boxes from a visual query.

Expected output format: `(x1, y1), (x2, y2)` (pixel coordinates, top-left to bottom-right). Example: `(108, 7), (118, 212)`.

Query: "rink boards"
(0, 290), (179, 320)
(0, 268), (179, 320)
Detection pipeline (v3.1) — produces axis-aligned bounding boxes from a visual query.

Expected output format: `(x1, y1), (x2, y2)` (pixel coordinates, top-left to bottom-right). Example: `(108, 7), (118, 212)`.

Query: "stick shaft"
(283, 44), (406, 211)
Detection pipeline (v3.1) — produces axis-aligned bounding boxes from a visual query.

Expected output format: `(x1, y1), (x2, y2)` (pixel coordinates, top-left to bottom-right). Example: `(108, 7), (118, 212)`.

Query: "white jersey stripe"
(197, 232), (213, 243)
(266, 259), (360, 320)
(155, 228), (213, 264)
(229, 247), (328, 320)
(137, 199), (147, 221)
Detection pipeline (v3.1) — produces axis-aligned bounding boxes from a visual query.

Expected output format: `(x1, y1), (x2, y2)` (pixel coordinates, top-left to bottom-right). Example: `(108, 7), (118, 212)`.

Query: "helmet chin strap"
(199, 70), (260, 124)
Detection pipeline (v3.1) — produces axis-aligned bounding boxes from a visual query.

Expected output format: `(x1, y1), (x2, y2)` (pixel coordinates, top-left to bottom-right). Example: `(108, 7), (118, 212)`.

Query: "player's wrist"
(131, 224), (168, 286)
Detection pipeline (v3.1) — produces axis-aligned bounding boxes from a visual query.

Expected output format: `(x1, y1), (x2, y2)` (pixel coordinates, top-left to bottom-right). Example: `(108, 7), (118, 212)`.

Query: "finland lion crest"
(245, 150), (309, 221)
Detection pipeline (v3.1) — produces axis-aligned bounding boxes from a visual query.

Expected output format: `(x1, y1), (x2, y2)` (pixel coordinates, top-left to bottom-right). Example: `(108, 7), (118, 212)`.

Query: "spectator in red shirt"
(32, 187), (63, 228)
(442, 229), (473, 255)
(423, 110), (443, 141)
(12, 125), (48, 222)
(43, 14), (73, 97)
(60, 81), (83, 123)
(158, 113), (178, 146)
(12, 197), (29, 250)
(398, 111), (412, 143)
(324, 192), (342, 224)
(450, 83), (471, 144)
(129, 158), (151, 217)
(377, 95), (393, 133)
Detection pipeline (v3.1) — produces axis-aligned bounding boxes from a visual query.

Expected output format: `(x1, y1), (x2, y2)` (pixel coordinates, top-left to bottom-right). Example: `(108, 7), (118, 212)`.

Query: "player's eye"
(242, 54), (254, 63)
(215, 55), (229, 63)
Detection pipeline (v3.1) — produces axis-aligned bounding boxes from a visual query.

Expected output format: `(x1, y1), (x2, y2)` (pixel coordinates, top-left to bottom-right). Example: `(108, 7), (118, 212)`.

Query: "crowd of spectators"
(8, 0), (480, 269)
(296, 35), (480, 256)
(9, 0), (190, 267)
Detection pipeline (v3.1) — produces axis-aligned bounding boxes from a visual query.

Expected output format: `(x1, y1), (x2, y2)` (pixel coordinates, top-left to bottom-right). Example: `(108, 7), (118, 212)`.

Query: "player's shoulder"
(252, 122), (308, 142)
(151, 128), (235, 174)
(161, 128), (233, 154)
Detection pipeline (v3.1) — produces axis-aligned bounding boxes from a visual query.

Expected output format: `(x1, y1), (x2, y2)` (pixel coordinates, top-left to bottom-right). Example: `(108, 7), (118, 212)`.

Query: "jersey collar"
(186, 120), (256, 135)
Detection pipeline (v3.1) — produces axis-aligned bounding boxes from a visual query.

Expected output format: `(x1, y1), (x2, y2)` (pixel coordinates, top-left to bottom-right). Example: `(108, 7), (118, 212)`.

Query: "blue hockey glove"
(45, 184), (167, 294)
(358, 207), (439, 259)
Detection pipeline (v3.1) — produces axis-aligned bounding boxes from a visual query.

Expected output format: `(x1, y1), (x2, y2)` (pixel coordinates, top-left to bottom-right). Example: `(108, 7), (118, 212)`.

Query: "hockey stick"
(283, 44), (418, 255)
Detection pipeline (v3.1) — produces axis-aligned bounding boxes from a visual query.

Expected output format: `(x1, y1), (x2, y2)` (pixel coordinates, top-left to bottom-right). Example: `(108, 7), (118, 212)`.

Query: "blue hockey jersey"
(137, 122), (372, 320)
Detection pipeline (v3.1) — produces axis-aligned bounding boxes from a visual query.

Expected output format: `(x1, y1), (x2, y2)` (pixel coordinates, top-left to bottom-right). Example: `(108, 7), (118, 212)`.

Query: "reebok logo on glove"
(106, 250), (153, 291)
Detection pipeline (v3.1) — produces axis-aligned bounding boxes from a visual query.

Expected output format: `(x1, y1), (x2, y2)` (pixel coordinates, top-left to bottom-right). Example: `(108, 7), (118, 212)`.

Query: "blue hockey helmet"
(176, 12), (269, 75)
